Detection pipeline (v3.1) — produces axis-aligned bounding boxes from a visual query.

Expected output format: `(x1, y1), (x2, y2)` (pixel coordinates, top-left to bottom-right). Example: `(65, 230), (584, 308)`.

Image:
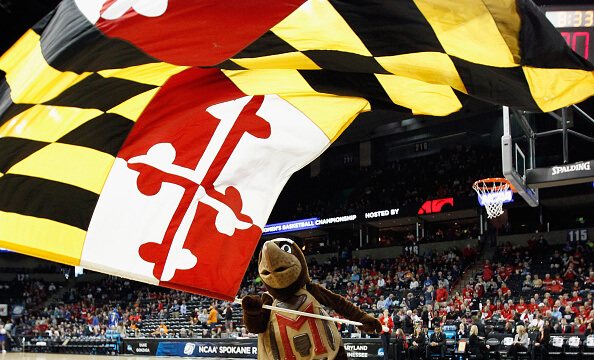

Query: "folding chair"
(549, 336), (565, 360)
(582, 336), (594, 360)
(498, 336), (514, 359)
(564, 336), (582, 360)
(486, 337), (501, 360)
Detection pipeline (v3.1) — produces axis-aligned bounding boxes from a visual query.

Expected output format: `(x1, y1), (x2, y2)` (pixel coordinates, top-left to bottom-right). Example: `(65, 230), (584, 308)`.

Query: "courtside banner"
(157, 341), (258, 358)
(0, 0), (593, 299)
(122, 338), (385, 358)
(125, 339), (160, 356)
(344, 339), (384, 360)
(123, 339), (258, 357)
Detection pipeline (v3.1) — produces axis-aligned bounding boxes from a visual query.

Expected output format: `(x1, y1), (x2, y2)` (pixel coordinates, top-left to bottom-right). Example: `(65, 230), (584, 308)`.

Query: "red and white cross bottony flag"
(81, 69), (331, 299)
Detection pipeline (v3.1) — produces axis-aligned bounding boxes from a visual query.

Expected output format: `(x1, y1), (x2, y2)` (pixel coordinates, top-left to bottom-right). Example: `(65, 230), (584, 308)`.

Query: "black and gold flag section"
(220, 0), (593, 117)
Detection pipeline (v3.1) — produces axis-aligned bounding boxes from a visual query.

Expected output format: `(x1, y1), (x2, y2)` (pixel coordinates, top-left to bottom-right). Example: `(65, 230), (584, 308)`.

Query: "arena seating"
(3, 223), (594, 360)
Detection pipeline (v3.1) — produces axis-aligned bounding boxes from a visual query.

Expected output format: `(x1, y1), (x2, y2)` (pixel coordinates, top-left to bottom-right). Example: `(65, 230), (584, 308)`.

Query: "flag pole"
(233, 297), (364, 327)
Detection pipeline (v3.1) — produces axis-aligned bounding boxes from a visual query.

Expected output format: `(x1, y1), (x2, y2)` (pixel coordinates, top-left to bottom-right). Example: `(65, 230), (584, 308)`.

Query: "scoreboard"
(544, 6), (593, 62)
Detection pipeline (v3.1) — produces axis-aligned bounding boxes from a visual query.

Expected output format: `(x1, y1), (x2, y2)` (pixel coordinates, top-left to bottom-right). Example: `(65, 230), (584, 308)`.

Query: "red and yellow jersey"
(258, 288), (343, 360)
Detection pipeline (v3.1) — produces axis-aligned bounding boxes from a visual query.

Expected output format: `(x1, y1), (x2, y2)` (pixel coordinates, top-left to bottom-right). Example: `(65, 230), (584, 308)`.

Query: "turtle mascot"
(241, 238), (382, 360)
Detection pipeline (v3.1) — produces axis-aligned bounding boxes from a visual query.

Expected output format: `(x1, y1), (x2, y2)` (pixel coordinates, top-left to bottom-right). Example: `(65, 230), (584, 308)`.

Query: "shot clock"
(544, 6), (593, 62)
(546, 10), (593, 28)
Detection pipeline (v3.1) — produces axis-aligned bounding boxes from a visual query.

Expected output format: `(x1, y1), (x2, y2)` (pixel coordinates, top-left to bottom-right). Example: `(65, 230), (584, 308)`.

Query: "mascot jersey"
(259, 288), (343, 360)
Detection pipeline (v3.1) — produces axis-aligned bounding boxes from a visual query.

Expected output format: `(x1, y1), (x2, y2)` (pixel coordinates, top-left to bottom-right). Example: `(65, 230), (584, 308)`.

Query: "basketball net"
(473, 178), (511, 219)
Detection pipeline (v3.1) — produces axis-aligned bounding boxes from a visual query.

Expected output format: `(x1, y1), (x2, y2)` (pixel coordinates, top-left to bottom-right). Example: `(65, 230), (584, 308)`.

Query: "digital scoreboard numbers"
(546, 10), (594, 28)
(544, 6), (593, 62)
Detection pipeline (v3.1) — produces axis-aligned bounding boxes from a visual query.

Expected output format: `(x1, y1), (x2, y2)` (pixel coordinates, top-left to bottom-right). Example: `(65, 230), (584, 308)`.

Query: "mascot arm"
(307, 283), (382, 333)
(241, 293), (273, 334)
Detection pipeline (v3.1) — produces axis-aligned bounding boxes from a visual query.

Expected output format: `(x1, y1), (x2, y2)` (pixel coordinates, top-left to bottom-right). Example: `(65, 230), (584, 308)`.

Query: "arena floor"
(1, 354), (232, 360)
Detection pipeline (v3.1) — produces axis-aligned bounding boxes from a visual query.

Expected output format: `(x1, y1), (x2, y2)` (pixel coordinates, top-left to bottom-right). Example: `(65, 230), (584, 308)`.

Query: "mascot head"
(258, 238), (310, 301)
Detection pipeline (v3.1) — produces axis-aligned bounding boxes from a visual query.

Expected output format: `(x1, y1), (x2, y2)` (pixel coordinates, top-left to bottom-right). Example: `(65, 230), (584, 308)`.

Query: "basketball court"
(0, 353), (232, 360)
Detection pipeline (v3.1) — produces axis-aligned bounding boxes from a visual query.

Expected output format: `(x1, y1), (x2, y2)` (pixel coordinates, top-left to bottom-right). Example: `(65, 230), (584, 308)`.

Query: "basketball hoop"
(473, 178), (515, 219)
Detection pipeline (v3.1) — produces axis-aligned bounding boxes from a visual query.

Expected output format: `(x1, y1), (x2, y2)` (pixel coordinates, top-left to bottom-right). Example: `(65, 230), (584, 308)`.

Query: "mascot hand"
(241, 295), (264, 316)
(357, 316), (383, 334)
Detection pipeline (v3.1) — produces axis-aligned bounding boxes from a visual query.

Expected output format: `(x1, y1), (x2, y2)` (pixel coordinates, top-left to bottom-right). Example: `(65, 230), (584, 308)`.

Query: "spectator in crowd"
(379, 309), (394, 360)
(472, 316), (486, 338)
(171, 300), (180, 318)
(207, 305), (218, 330)
(385, 294), (394, 310)
(116, 322), (126, 338)
(180, 301), (187, 317)
(427, 325), (446, 360)
(508, 325), (530, 360)
(533, 274), (543, 289)
(223, 303), (234, 332)
(152, 322), (168, 337)
(435, 284), (448, 308)
(533, 325), (551, 360)
(424, 286), (435, 307)
(377, 296), (386, 309)
(0, 324), (5, 354)
(395, 328), (408, 360)
(468, 324), (490, 360)
(403, 310), (414, 334)
(198, 309), (209, 325)
(408, 326), (426, 360)
(457, 322), (469, 338)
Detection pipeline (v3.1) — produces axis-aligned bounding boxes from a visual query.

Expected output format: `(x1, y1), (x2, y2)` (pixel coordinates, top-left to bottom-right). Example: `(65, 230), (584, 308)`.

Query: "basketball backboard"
(502, 105), (594, 208)
(502, 106), (539, 207)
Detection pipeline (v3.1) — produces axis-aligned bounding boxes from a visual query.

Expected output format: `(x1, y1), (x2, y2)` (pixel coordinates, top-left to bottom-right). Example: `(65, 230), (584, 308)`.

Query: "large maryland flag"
(0, 0), (593, 300)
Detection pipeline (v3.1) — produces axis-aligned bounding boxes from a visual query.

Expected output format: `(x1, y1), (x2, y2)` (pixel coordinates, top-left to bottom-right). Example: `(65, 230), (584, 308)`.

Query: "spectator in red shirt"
(566, 255), (579, 268)
(564, 265), (577, 282)
(575, 318), (587, 334)
(560, 294), (569, 307)
(463, 284), (474, 299)
(438, 305), (448, 318)
(547, 281), (564, 293)
(516, 298), (528, 314)
(501, 303), (513, 320)
(527, 236), (537, 249)
(475, 277), (485, 298)
(483, 266), (494, 281)
(543, 292), (555, 307)
(435, 284), (448, 307)
(587, 309), (594, 322)
(379, 308), (394, 359)
(493, 300), (504, 315)
(485, 299), (495, 313)
(571, 291), (583, 304)
(450, 292), (463, 309)
(528, 298), (539, 313)
(542, 274), (554, 287)
(463, 244), (478, 258)
(503, 265), (514, 279)
(481, 304), (492, 320)
(553, 274), (564, 286)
